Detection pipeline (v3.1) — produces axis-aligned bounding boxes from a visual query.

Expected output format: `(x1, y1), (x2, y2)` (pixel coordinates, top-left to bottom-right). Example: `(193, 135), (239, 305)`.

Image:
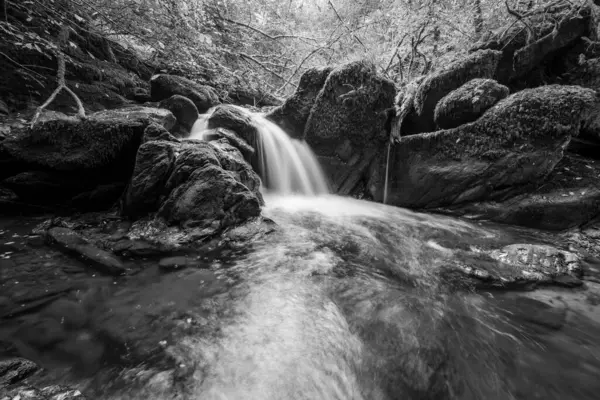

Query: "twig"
(30, 26), (86, 128)
(239, 52), (285, 80)
(384, 34), (407, 74)
(220, 17), (320, 43)
(326, 0), (367, 50)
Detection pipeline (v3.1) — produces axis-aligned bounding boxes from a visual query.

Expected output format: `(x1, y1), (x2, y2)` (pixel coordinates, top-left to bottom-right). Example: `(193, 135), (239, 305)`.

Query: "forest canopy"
(3, 0), (595, 98)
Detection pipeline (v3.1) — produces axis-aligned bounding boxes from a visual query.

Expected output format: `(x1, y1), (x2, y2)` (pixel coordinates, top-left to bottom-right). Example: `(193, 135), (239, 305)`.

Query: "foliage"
(3, 0), (596, 99)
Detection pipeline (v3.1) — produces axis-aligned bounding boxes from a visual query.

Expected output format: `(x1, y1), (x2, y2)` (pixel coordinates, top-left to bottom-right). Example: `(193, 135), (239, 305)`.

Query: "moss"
(304, 60), (396, 155)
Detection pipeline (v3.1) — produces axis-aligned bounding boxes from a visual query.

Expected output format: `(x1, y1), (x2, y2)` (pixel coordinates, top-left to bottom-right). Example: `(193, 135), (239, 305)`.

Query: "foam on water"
(191, 106), (329, 196)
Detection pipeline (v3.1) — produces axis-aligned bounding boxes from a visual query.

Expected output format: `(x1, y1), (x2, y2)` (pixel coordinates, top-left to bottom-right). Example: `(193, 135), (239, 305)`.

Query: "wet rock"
(3, 171), (91, 204)
(46, 227), (126, 276)
(124, 138), (263, 232)
(304, 61), (396, 195)
(112, 238), (169, 257)
(383, 85), (597, 208)
(2, 385), (86, 399)
(447, 243), (582, 290)
(227, 86), (282, 108)
(267, 66), (333, 139)
(434, 78), (509, 129)
(150, 74), (220, 113)
(396, 50), (502, 135)
(200, 128), (254, 163)
(142, 123), (180, 144)
(70, 182), (126, 211)
(0, 357), (39, 385)
(0, 99), (8, 116)
(433, 154), (600, 230)
(207, 105), (258, 146)
(159, 95), (199, 136)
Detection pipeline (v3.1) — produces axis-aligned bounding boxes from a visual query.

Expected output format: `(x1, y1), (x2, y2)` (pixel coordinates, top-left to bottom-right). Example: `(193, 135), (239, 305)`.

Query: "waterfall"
(191, 106), (329, 196)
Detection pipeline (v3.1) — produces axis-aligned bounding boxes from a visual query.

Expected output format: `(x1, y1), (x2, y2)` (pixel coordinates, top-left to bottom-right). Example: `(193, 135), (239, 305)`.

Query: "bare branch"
(220, 17), (320, 43)
(326, 0), (367, 50)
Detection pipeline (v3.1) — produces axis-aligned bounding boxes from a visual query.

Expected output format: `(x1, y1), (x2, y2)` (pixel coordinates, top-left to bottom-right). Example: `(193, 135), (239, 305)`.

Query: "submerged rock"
(0, 357), (39, 386)
(434, 78), (509, 129)
(383, 85), (597, 209)
(150, 74), (220, 113)
(267, 66), (333, 139)
(46, 227), (126, 276)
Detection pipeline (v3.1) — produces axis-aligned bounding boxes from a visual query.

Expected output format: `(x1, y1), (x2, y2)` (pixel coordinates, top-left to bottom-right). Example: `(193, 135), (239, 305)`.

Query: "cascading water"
(191, 106), (329, 196)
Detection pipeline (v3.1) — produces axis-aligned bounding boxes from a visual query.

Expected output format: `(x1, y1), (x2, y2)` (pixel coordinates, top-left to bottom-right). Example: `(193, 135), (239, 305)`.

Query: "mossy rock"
(434, 79), (509, 129)
(266, 66), (333, 139)
(383, 85), (597, 208)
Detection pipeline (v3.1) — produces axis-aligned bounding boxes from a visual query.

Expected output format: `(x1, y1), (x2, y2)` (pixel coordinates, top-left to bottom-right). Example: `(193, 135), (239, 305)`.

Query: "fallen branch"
(30, 26), (86, 128)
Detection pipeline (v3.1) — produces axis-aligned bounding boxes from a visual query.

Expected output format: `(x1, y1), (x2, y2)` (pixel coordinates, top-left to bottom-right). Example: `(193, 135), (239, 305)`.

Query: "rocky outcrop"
(0, 108), (175, 211)
(382, 85), (597, 209)
(124, 137), (263, 235)
(150, 74), (220, 113)
(433, 78), (509, 129)
(471, 2), (596, 86)
(303, 61), (396, 195)
(394, 50), (502, 135)
(266, 66), (333, 139)
(159, 95), (199, 137)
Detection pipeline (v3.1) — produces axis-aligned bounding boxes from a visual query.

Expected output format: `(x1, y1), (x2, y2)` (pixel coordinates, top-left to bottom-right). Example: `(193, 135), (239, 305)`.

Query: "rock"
(0, 99), (8, 116)
(159, 95), (199, 136)
(112, 239), (170, 257)
(471, 3), (595, 84)
(142, 123), (180, 144)
(126, 87), (152, 103)
(70, 182), (126, 211)
(0, 358), (39, 385)
(553, 274), (584, 288)
(201, 128), (255, 162)
(150, 74), (220, 113)
(2, 385), (86, 399)
(432, 154), (600, 230)
(267, 66), (333, 138)
(46, 227), (126, 276)
(158, 256), (205, 271)
(303, 61), (396, 195)
(123, 141), (176, 218)
(124, 139), (263, 232)
(206, 105), (258, 146)
(566, 58), (600, 142)
(3, 171), (91, 204)
(396, 50), (502, 135)
(445, 243), (582, 290)
(383, 85), (597, 208)
(227, 86), (282, 108)
(159, 163), (262, 231)
(434, 78), (509, 129)
(1, 108), (174, 175)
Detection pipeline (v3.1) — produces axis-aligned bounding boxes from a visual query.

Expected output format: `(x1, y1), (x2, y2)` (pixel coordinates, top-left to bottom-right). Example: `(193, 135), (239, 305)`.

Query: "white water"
(191, 106), (329, 196)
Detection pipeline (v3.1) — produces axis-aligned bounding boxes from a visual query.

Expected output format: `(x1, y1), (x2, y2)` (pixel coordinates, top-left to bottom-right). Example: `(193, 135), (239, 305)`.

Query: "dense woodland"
(2, 0), (586, 100)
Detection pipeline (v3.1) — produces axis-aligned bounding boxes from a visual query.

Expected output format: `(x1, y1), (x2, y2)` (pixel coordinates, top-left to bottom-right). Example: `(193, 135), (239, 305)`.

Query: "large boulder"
(150, 74), (220, 113)
(382, 85), (597, 209)
(266, 66), (333, 139)
(565, 57), (600, 142)
(124, 137), (263, 234)
(303, 61), (396, 195)
(0, 108), (174, 210)
(395, 49), (502, 135)
(434, 78), (509, 129)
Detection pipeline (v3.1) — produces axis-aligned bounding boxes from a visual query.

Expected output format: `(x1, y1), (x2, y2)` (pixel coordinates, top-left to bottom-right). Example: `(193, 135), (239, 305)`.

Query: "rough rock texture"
(266, 66), (333, 139)
(0, 108), (174, 210)
(159, 95), (199, 136)
(303, 61), (396, 195)
(0, 358), (39, 386)
(200, 128), (255, 163)
(395, 50), (502, 135)
(566, 58), (600, 142)
(471, 3), (595, 86)
(434, 154), (600, 231)
(150, 74), (220, 113)
(124, 138), (263, 234)
(434, 78), (509, 129)
(382, 85), (597, 209)
(206, 105), (258, 147)
(1, 385), (86, 399)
